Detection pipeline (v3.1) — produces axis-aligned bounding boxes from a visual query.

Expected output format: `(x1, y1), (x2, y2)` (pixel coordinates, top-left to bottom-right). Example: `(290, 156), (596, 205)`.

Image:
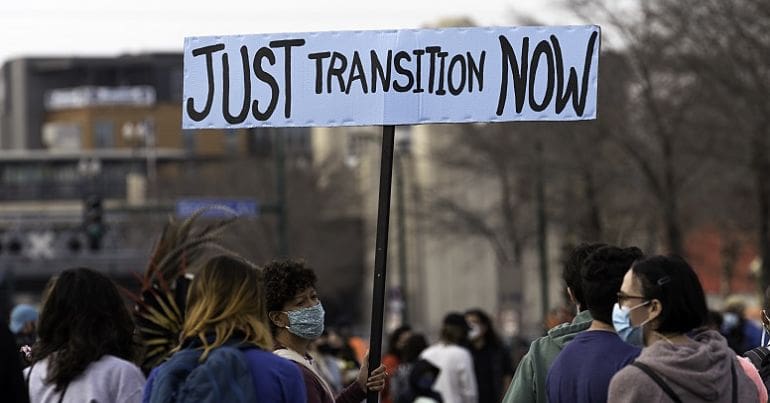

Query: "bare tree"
(568, 0), (727, 255)
(650, 0), (770, 303)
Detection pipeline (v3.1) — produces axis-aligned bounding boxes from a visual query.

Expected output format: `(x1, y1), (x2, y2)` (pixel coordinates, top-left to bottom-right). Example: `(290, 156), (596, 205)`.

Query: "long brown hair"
(32, 268), (139, 392)
(179, 255), (272, 359)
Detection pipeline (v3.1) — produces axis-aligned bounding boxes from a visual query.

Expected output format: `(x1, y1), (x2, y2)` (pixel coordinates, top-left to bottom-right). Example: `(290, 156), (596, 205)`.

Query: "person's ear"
(647, 299), (663, 327)
(269, 311), (288, 328)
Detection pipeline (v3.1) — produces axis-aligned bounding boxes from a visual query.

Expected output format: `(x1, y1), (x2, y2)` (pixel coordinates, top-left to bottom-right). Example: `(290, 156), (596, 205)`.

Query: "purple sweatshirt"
(608, 330), (759, 403)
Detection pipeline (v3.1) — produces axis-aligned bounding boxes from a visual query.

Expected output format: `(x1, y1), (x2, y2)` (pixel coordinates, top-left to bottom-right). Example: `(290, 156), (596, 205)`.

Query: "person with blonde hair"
(143, 255), (306, 403)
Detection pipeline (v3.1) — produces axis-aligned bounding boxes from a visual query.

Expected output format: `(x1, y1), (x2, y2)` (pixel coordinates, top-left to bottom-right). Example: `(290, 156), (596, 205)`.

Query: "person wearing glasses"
(545, 245), (643, 403)
(608, 255), (762, 403)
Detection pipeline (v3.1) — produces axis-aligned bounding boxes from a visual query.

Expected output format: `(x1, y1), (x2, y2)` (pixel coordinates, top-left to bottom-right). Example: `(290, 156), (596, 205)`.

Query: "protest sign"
(183, 26), (600, 128)
(182, 27), (601, 403)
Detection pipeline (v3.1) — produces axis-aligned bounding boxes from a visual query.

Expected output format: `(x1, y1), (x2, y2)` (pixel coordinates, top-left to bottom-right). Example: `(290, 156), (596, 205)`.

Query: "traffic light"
(83, 195), (105, 251)
(7, 237), (21, 255)
(67, 236), (82, 254)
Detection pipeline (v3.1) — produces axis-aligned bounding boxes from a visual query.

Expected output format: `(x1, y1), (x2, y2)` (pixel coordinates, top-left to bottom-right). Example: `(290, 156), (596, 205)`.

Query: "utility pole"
(535, 140), (549, 319)
(395, 137), (409, 325)
(273, 129), (289, 257)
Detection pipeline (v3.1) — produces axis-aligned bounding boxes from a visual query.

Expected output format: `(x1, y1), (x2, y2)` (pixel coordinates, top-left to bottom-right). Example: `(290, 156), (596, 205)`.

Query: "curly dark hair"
(581, 246), (644, 324)
(263, 259), (317, 331)
(32, 268), (138, 392)
(562, 243), (607, 309)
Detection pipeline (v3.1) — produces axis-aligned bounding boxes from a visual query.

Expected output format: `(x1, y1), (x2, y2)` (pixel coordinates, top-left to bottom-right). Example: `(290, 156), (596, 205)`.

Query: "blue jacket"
(144, 347), (306, 403)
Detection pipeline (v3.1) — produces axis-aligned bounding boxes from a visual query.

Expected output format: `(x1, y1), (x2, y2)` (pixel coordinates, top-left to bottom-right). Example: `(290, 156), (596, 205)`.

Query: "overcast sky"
(0, 0), (583, 64)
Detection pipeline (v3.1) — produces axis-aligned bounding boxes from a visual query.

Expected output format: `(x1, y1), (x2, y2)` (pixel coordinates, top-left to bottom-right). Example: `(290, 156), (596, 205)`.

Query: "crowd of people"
(4, 241), (770, 403)
(2, 256), (387, 403)
(504, 243), (770, 403)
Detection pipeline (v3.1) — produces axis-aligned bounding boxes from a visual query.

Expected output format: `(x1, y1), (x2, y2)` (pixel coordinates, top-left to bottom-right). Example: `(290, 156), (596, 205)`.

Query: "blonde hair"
(180, 255), (272, 359)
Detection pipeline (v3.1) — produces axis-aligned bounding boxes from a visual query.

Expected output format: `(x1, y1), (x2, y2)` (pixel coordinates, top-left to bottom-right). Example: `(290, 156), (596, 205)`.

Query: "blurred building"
(0, 52), (574, 338)
(0, 54), (321, 318)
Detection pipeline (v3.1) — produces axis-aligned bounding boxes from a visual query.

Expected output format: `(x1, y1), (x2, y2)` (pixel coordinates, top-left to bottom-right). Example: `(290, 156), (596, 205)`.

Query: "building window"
(225, 129), (238, 155)
(94, 120), (114, 148)
(183, 129), (196, 155)
(248, 128), (273, 157)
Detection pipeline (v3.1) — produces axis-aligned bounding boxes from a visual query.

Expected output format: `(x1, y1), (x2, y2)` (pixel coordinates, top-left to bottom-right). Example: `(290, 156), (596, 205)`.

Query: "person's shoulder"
(547, 317), (592, 341)
(97, 355), (144, 376)
(616, 338), (642, 357)
(608, 363), (650, 400)
(609, 362), (643, 387)
(245, 348), (303, 376)
(449, 344), (472, 356)
(88, 355), (145, 388)
(420, 344), (441, 357)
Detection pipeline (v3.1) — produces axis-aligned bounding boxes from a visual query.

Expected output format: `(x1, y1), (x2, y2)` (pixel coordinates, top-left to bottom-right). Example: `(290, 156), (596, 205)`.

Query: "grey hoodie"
(608, 330), (759, 402)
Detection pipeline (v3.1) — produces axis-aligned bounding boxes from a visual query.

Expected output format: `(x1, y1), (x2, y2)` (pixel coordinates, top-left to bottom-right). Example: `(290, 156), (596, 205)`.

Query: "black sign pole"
(367, 124), (396, 403)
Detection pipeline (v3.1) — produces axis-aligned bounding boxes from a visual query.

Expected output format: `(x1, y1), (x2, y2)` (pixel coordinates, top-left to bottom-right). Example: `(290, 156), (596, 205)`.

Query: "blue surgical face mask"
(613, 301), (650, 347)
(285, 303), (325, 339)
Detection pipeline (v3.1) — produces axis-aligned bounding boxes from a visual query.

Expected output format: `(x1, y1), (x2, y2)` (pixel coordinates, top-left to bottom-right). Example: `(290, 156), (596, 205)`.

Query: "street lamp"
(121, 118), (157, 201)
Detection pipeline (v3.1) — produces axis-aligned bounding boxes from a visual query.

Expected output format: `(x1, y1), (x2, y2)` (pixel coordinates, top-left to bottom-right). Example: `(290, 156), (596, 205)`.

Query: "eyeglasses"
(617, 292), (646, 305)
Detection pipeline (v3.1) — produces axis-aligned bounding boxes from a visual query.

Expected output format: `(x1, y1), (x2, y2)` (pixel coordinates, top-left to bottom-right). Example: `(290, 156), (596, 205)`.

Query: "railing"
(0, 181), (127, 201)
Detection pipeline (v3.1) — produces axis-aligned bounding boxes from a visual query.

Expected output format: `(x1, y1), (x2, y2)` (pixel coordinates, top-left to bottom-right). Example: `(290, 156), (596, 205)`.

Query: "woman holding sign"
(264, 259), (388, 403)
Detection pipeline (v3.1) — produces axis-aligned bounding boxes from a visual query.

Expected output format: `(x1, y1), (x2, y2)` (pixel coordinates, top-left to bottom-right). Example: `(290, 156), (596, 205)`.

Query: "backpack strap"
(632, 362), (683, 403)
(744, 347), (770, 369)
(57, 384), (68, 403)
(25, 361), (35, 390)
(731, 360), (737, 403)
(26, 361), (68, 403)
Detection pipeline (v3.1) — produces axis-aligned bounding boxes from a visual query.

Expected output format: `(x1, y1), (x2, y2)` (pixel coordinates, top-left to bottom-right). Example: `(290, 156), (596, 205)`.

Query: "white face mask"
(468, 324), (482, 340)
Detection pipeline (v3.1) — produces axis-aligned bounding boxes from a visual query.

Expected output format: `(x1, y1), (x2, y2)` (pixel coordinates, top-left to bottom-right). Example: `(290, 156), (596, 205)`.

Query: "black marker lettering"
(270, 39), (305, 118)
(528, 40), (555, 112)
(327, 52), (348, 93)
(550, 32), (597, 116)
(393, 51), (414, 92)
(222, 46), (251, 124)
(436, 51), (448, 95)
(467, 51), (485, 92)
(186, 44), (225, 121)
(308, 52), (331, 94)
(252, 47), (278, 121)
(425, 46), (441, 93)
(412, 49), (425, 93)
(497, 35), (529, 116)
(345, 51), (369, 94)
(448, 55), (466, 96)
(370, 50), (392, 93)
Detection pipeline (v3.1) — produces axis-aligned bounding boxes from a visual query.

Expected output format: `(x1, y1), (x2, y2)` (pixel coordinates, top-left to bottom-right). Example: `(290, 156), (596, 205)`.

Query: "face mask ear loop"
(636, 300), (655, 330)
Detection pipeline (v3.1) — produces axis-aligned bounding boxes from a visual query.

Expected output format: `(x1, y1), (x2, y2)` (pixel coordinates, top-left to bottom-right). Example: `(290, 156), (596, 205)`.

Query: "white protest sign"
(183, 26), (600, 129)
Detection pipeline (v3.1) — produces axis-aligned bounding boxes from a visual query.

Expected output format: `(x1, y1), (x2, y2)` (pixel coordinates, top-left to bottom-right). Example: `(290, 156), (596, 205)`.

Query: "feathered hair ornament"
(123, 206), (254, 373)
